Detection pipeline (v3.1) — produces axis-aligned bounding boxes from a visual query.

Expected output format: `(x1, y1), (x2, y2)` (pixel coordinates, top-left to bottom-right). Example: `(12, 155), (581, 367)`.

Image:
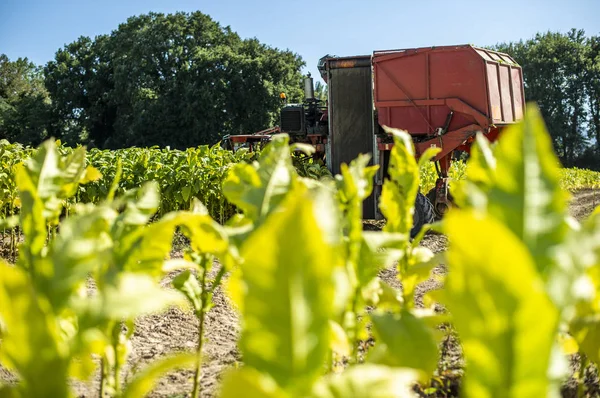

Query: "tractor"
(221, 45), (525, 235)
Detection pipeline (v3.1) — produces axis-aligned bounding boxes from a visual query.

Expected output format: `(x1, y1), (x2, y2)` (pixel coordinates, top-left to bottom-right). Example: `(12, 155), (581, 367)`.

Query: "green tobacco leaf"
(329, 321), (351, 357)
(176, 213), (230, 256)
(76, 273), (185, 322)
(114, 207), (227, 279)
(401, 247), (440, 308)
(312, 364), (422, 398)
(172, 270), (203, 316)
(547, 209), (600, 315)
(79, 165), (102, 184)
(49, 205), (115, 309)
(120, 353), (196, 398)
(336, 154), (378, 204)
(57, 146), (87, 199)
(230, 184), (339, 393)
(441, 209), (560, 397)
(361, 279), (404, 311)
(367, 311), (439, 380)
(219, 368), (289, 398)
(452, 133), (496, 209)
(19, 140), (86, 221)
(417, 146), (442, 170)
(115, 217), (179, 278)
(570, 316), (600, 365)
(15, 163), (47, 269)
(0, 262), (71, 398)
(566, 220), (600, 364)
(181, 185), (191, 202)
(0, 386), (19, 398)
(479, 106), (569, 273)
(466, 133), (496, 186)
(356, 231), (406, 289)
(0, 215), (18, 230)
(223, 134), (296, 223)
(380, 127), (419, 236)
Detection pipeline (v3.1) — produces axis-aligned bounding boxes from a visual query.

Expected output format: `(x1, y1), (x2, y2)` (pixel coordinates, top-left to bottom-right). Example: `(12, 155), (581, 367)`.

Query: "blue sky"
(1, 0), (599, 83)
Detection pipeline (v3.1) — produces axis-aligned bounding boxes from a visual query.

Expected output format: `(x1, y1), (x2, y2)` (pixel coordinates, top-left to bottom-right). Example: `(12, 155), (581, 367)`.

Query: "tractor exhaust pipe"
(304, 73), (314, 100)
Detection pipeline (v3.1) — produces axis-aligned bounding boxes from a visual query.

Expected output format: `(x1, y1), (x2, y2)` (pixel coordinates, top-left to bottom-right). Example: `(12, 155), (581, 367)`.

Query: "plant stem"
(352, 292), (360, 364)
(578, 353), (589, 398)
(114, 342), (122, 396)
(192, 258), (210, 398)
(192, 306), (206, 398)
(99, 357), (106, 398)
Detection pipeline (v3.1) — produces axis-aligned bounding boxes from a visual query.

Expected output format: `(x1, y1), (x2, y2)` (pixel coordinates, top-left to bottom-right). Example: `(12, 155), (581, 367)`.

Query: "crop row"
(0, 140), (332, 225)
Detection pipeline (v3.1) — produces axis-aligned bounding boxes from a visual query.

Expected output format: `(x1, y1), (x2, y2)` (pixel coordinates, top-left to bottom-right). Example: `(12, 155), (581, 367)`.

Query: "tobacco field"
(1, 105), (600, 398)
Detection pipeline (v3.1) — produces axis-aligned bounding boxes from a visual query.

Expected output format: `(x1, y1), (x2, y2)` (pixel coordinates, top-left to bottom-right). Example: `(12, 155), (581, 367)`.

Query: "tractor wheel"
(426, 187), (455, 220)
(411, 192), (435, 239)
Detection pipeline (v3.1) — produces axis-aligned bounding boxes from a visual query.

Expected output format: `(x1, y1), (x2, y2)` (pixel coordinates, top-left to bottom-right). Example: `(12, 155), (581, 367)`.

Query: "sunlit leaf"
(312, 365), (422, 398)
(380, 127), (419, 236)
(441, 210), (560, 397)
(172, 270), (203, 316)
(229, 184), (339, 393)
(223, 134), (297, 223)
(0, 263), (71, 398)
(367, 311), (439, 380)
(220, 368), (289, 398)
(120, 353), (196, 398)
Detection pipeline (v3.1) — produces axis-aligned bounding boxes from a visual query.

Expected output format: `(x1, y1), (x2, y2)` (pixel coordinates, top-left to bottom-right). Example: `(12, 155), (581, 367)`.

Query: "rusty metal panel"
(487, 63), (502, 121)
(499, 65), (514, 122)
(372, 45), (525, 133)
(328, 61), (375, 218)
(511, 67), (525, 120)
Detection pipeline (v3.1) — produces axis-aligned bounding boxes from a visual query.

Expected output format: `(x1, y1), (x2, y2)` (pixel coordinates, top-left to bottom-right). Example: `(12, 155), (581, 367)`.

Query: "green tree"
(585, 35), (600, 157)
(493, 29), (598, 168)
(314, 80), (328, 101)
(44, 11), (305, 149)
(0, 54), (51, 145)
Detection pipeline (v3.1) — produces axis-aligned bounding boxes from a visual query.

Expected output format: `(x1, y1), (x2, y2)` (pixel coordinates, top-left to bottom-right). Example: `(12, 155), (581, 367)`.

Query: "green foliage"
(311, 365), (422, 398)
(559, 167), (600, 191)
(119, 353), (197, 398)
(457, 107), (571, 273)
(493, 29), (600, 167)
(0, 264), (71, 398)
(225, 184), (340, 394)
(440, 104), (600, 397)
(441, 211), (560, 397)
(0, 140), (199, 397)
(2, 103), (600, 398)
(0, 54), (51, 146)
(368, 311), (439, 380)
(43, 11), (305, 148)
(219, 129), (443, 396)
(223, 135), (299, 224)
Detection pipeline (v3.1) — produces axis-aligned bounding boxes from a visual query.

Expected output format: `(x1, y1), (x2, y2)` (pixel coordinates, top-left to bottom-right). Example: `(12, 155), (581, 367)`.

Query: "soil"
(1, 189), (599, 397)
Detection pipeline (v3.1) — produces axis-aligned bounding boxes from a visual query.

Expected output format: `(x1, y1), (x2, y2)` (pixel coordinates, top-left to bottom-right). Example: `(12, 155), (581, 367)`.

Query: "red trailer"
(222, 44), (526, 234)
(319, 45), (524, 220)
(369, 45), (525, 216)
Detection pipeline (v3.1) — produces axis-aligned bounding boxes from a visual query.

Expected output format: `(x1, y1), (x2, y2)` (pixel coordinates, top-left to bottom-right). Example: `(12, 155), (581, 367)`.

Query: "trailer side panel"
(328, 59), (376, 218)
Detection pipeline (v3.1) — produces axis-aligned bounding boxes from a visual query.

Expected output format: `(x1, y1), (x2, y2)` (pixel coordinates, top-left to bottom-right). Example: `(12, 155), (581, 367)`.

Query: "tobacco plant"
(2, 103), (600, 398)
(0, 141), (198, 397)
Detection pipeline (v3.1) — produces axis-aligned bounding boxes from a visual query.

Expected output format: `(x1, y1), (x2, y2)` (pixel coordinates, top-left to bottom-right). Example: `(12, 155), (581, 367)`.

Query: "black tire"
(426, 187), (455, 220)
(411, 192), (435, 239)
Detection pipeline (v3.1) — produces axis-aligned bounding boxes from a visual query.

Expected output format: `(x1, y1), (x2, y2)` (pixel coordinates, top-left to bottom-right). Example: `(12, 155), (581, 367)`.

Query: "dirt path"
(568, 189), (599, 222)
(3, 190), (600, 397)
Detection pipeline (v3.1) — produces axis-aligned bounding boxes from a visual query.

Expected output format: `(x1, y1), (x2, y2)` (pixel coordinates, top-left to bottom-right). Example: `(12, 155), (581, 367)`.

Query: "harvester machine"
(223, 45), (526, 231)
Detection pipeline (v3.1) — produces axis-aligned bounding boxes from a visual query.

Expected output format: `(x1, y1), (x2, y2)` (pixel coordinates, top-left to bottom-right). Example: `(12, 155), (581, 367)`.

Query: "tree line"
(0, 15), (598, 169)
(0, 11), (304, 149)
(494, 29), (600, 169)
